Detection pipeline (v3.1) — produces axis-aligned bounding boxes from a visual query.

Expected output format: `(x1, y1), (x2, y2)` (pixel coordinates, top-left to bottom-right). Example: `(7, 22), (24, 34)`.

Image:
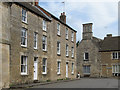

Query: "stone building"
(100, 35), (120, 77)
(0, 2), (77, 88)
(77, 23), (120, 78)
(77, 23), (102, 77)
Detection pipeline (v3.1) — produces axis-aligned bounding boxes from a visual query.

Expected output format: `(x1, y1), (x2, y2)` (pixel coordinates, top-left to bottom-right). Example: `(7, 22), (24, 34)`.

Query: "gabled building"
(77, 23), (102, 77)
(0, 2), (77, 88)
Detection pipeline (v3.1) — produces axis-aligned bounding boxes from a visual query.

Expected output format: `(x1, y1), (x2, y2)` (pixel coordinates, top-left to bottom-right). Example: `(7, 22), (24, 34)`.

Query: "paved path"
(31, 78), (119, 88)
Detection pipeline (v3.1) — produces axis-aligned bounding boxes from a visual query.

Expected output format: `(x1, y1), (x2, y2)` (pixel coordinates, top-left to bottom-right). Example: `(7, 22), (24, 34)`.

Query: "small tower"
(82, 23), (93, 40)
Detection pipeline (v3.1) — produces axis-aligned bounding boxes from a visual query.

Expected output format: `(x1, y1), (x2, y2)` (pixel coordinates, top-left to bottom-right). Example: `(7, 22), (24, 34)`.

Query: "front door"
(34, 58), (38, 80)
(66, 62), (68, 78)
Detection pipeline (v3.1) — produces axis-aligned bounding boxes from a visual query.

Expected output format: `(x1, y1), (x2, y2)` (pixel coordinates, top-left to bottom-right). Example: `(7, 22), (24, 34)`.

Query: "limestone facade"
(0, 2), (77, 88)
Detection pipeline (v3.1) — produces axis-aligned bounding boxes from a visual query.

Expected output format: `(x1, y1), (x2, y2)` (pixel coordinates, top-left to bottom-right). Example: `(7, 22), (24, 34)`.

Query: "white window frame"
(66, 28), (68, 39)
(42, 58), (47, 74)
(66, 44), (69, 56)
(21, 55), (28, 75)
(22, 8), (27, 23)
(71, 63), (74, 74)
(84, 52), (89, 60)
(21, 28), (27, 47)
(43, 19), (47, 31)
(71, 31), (74, 42)
(57, 61), (61, 74)
(112, 52), (119, 59)
(42, 35), (47, 51)
(57, 23), (60, 35)
(112, 65), (120, 74)
(57, 41), (60, 55)
(34, 32), (38, 49)
(71, 47), (74, 58)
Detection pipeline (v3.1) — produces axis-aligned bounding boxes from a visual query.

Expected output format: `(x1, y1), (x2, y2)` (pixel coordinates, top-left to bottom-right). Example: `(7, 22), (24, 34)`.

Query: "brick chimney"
(35, 0), (39, 6)
(82, 23), (93, 40)
(60, 12), (66, 24)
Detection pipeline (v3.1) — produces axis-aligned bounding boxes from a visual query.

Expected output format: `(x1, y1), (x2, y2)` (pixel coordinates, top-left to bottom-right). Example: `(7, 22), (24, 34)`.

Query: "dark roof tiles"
(99, 36), (120, 52)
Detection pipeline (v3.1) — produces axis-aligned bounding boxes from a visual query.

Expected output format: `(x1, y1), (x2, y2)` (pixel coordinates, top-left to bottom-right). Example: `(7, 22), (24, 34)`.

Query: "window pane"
(85, 53), (89, 60)
(22, 9), (27, 22)
(43, 58), (47, 73)
(83, 66), (90, 74)
(43, 66), (45, 72)
(21, 28), (27, 46)
(66, 44), (68, 56)
(113, 53), (115, 59)
(43, 20), (46, 30)
(57, 23), (60, 35)
(21, 65), (23, 72)
(42, 36), (46, 50)
(34, 33), (37, 48)
(119, 52), (120, 59)
(43, 59), (46, 65)
(57, 42), (60, 54)
(21, 56), (27, 74)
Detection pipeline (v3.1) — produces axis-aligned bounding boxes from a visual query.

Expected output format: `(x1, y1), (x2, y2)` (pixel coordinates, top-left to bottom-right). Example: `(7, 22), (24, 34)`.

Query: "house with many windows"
(0, 2), (76, 88)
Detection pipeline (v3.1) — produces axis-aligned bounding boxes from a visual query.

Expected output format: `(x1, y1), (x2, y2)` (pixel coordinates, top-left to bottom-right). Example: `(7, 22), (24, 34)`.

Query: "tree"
(76, 41), (80, 47)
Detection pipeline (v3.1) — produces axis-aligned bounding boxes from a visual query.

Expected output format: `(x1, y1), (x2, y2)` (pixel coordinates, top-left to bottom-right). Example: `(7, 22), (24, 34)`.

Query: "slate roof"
(14, 2), (76, 32)
(92, 37), (102, 48)
(14, 2), (51, 21)
(99, 36), (120, 52)
(35, 4), (77, 32)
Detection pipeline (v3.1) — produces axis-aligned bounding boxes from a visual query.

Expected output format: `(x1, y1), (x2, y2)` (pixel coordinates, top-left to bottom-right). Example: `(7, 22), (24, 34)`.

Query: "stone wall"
(77, 40), (100, 77)
(9, 3), (77, 85)
(100, 52), (120, 77)
(0, 2), (10, 88)
(0, 2), (77, 88)
(49, 18), (76, 80)
(9, 3), (51, 85)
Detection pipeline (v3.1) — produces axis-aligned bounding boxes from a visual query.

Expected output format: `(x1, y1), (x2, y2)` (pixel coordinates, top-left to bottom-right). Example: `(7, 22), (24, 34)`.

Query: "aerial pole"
(62, 0), (65, 12)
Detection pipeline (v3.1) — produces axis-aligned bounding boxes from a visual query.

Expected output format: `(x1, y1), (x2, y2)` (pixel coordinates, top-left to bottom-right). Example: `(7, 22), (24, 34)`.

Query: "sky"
(39, 0), (119, 42)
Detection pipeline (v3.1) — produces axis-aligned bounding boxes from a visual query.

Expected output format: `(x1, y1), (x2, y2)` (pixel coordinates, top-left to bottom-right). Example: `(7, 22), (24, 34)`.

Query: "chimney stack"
(107, 34), (112, 37)
(35, 0), (39, 6)
(29, 0), (39, 6)
(82, 23), (93, 40)
(60, 12), (66, 24)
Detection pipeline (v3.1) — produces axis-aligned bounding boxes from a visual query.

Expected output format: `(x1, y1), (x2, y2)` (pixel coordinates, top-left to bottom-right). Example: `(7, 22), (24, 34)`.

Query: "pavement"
(9, 78), (119, 89)
(9, 78), (80, 89)
(31, 78), (119, 88)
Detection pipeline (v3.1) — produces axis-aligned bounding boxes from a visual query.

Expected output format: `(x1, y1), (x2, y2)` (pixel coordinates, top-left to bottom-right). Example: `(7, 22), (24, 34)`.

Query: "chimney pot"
(60, 12), (66, 24)
(35, 0), (39, 6)
(107, 34), (112, 37)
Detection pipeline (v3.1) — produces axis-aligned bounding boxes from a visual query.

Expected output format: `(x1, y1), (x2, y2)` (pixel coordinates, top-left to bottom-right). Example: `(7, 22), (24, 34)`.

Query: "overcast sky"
(39, 0), (118, 42)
